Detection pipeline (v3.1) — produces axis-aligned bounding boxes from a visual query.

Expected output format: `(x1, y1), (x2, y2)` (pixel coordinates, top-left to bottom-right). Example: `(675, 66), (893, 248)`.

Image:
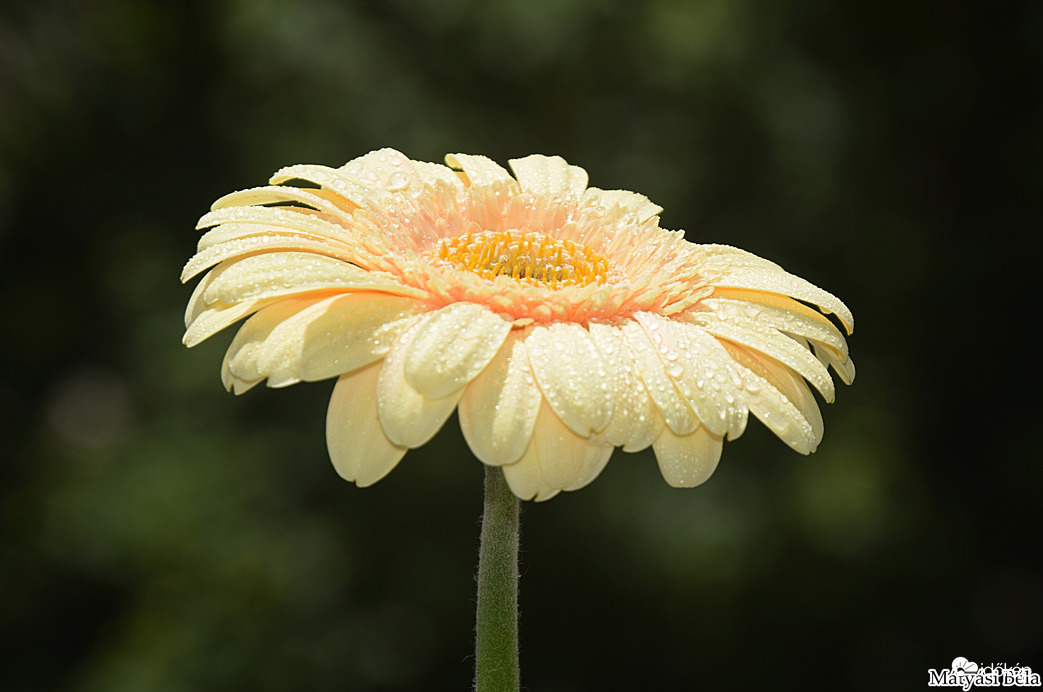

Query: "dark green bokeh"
(1, 1), (1039, 690)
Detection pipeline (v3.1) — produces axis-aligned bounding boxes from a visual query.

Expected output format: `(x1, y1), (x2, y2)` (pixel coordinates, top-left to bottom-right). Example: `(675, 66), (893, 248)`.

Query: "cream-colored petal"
(531, 402), (613, 492)
(201, 252), (425, 307)
(185, 299), (266, 347)
(707, 257), (854, 334)
(270, 164), (374, 209)
(403, 302), (512, 398)
(376, 322), (464, 448)
(652, 425), (724, 488)
(636, 313), (747, 438)
(210, 185), (354, 218)
(458, 332), (541, 466)
(724, 344), (821, 454)
(507, 155), (588, 199)
(813, 342), (856, 385)
(588, 322), (661, 451)
(499, 401), (612, 502)
(689, 305), (836, 403)
(412, 161), (466, 190)
(195, 206), (357, 249)
(582, 187), (663, 223)
(326, 364), (407, 486)
(742, 345), (824, 446)
(501, 442), (560, 502)
(445, 153), (518, 189)
(185, 267), (215, 326)
(181, 233), (359, 283)
(621, 319), (698, 435)
(524, 323), (614, 437)
(292, 299), (420, 384)
(707, 290), (848, 358)
(338, 148), (422, 197)
(225, 294), (420, 387)
(221, 349), (263, 394)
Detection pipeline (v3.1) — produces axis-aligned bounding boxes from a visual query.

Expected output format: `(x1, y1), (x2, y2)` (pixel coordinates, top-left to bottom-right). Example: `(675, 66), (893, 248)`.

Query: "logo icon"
(928, 657), (1041, 689)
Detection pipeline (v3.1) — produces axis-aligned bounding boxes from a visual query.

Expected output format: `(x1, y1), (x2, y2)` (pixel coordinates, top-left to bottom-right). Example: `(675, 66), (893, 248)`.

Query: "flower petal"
(636, 313), (747, 438)
(588, 322), (662, 451)
(501, 443), (560, 502)
(181, 232), (359, 283)
(377, 322), (464, 448)
(210, 185), (355, 217)
(185, 298), (267, 347)
(621, 319), (698, 435)
(531, 402), (613, 492)
(652, 425), (724, 488)
(195, 205), (358, 250)
(412, 161), (467, 190)
(500, 401), (613, 501)
(221, 351), (262, 394)
(326, 364), (407, 486)
(724, 343), (822, 454)
(458, 332), (541, 466)
(583, 187), (663, 223)
(688, 304), (836, 402)
(445, 153), (518, 189)
(524, 323), (614, 437)
(338, 148), (422, 195)
(813, 342), (856, 385)
(270, 164), (373, 209)
(201, 252), (425, 307)
(403, 303), (512, 398)
(225, 294), (420, 388)
(708, 289), (848, 358)
(508, 155), (588, 199)
(701, 246), (854, 334)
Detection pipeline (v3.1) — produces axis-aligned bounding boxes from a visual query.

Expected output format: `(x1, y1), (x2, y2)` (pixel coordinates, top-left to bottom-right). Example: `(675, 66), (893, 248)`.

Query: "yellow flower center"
(437, 230), (608, 288)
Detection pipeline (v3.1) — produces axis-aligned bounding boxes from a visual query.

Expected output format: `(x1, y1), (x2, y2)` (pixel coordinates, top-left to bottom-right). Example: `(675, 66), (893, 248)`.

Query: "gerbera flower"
(182, 148), (854, 501)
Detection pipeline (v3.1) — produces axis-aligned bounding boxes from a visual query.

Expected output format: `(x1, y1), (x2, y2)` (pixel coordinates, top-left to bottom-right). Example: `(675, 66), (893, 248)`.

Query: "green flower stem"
(474, 465), (521, 692)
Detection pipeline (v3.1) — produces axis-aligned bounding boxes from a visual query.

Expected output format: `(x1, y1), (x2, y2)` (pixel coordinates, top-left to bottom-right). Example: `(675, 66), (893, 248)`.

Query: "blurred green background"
(1, 1), (1039, 690)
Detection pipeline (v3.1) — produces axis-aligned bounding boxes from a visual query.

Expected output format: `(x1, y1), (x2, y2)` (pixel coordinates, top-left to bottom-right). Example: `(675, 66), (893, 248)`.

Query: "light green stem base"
(474, 466), (521, 692)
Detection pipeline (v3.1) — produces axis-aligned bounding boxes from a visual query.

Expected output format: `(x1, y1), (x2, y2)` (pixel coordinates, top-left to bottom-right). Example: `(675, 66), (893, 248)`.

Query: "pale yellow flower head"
(182, 149), (855, 501)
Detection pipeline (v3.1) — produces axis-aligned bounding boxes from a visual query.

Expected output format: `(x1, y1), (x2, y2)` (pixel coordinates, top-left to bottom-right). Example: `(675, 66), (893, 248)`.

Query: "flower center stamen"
(437, 230), (608, 288)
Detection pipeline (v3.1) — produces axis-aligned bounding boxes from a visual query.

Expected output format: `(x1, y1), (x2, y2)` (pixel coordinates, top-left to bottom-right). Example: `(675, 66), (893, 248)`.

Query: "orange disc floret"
(437, 230), (609, 289)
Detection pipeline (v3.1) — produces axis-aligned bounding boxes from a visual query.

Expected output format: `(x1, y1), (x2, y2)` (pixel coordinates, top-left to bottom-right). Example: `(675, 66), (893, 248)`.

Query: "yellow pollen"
(438, 230), (609, 288)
